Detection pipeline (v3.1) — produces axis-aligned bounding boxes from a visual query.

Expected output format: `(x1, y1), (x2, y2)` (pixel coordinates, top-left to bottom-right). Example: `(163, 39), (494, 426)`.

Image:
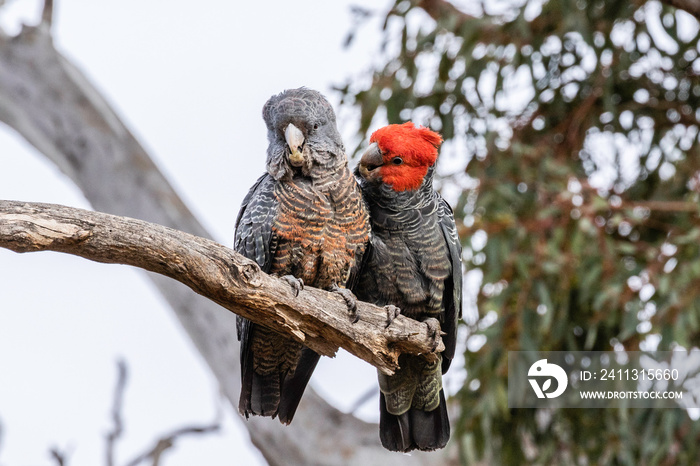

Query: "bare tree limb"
(0, 199), (442, 374)
(49, 447), (69, 466)
(124, 422), (221, 466)
(414, 0), (700, 35)
(105, 360), (127, 466)
(660, 0), (700, 20)
(41, 0), (54, 30)
(100, 358), (223, 466)
(349, 386), (379, 415)
(416, 0), (700, 23)
(112, 361), (222, 466)
(416, 0), (474, 25)
(0, 19), (455, 466)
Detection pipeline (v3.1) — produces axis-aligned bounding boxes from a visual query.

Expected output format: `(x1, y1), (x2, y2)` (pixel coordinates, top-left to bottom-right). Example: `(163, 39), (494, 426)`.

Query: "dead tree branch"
(124, 422), (221, 466)
(105, 359), (222, 466)
(416, 0), (700, 23)
(0, 200), (443, 374)
(660, 0), (700, 20)
(105, 360), (127, 466)
(41, 0), (54, 29)
(49, 447), (69, 466)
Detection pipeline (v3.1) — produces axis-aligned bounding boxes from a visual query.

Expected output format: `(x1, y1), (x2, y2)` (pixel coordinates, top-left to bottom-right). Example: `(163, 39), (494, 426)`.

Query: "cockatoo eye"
(391, 157), (403, 165)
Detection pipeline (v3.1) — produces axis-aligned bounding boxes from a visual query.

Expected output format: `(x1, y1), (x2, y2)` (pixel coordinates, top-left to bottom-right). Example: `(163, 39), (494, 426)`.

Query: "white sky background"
(0, 1), (389, 464)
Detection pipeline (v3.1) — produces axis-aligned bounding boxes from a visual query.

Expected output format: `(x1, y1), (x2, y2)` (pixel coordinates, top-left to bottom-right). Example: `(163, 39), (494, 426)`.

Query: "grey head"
(262, 88), (346, 180)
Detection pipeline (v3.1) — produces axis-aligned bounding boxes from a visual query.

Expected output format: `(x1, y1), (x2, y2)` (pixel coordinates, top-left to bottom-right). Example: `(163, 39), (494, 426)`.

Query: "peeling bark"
(0, 199), (443, 374)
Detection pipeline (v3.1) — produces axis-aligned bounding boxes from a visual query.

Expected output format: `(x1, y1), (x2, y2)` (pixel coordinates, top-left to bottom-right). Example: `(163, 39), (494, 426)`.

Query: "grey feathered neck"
(357, 164), (437, 211)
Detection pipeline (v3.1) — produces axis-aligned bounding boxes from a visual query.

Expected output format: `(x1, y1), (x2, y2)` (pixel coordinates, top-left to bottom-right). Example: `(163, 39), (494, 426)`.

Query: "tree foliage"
(341, 0), (700, 463)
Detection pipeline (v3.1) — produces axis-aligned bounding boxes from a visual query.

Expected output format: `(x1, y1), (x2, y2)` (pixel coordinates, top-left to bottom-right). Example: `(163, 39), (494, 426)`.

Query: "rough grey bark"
(663, 0), (700, 20)
(0, 200), (444, 374)
(417, 0), (700, 22)
(0, 20), (456, 466)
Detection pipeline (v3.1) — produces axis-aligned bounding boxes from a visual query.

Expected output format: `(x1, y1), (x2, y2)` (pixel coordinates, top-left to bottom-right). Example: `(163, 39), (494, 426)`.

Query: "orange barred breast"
(271, 169), (369, 290)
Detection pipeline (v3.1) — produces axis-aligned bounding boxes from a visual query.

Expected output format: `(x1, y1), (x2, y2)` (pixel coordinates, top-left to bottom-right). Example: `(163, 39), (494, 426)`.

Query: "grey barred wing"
(436, 194), (462, 373)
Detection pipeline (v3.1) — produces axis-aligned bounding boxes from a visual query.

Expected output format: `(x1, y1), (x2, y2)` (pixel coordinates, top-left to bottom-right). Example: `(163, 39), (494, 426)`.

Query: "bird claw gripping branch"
(384, 305), (401, 328)
(330, 283), (360, 323)
(281, 275), (304, 297)
(422, 317), (442, 353)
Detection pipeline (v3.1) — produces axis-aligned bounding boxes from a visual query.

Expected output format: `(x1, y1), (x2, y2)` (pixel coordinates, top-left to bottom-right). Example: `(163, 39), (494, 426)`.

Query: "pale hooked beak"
(285, 123), (305, 167)
(358, 142), (383, 180)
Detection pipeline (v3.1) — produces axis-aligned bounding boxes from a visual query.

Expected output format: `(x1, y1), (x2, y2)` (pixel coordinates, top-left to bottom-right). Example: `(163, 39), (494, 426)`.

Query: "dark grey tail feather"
(239, 342), (319, 424)
(250, 371), (282, 417)
(410, 390), (450, 451)
(277, 348), (321, 424)
(379, 389), (450, 452)
(239, 340), (283, 418)
(238, 330), (255, 418)
(379, 395), (414, 452)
